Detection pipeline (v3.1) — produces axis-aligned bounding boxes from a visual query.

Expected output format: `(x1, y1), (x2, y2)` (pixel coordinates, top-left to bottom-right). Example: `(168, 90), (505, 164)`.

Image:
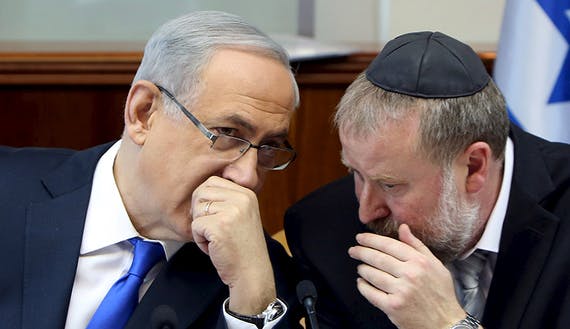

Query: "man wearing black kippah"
(285, 31), (570, 329)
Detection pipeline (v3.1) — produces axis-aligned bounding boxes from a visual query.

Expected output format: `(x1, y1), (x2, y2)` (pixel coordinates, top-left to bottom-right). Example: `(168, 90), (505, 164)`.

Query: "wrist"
(228, 275), (276, 315)
(224, 298), (285, 329)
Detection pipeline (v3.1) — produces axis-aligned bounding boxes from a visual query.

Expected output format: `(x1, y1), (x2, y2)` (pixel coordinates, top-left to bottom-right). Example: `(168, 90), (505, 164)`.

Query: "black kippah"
(365, 31), (490, 98)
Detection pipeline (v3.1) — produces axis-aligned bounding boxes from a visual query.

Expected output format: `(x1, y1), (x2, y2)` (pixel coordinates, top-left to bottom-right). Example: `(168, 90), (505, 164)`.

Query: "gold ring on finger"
(204, 200), (214, 215)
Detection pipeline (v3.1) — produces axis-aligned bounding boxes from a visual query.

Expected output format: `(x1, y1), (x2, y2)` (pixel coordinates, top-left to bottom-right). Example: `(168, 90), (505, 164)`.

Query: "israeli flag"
(494, 0), (570, 143)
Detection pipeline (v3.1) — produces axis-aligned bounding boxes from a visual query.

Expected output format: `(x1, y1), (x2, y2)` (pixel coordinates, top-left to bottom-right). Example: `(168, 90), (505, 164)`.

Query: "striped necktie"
(453, 250), (489, 319)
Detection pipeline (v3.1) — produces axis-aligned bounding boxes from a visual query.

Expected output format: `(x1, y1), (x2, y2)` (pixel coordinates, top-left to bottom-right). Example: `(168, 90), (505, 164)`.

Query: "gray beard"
(366, 169), (480, 263)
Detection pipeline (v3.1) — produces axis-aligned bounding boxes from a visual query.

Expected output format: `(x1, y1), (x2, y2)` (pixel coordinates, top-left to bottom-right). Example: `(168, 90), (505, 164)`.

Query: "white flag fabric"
(494, 0), (570, 143)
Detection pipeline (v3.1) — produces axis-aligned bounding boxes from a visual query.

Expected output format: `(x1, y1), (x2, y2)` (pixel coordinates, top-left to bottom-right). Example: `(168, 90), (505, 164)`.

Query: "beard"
(366, 167), (480, 263)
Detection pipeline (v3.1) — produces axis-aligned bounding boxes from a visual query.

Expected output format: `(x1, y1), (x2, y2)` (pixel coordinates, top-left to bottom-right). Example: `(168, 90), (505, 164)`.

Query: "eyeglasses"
(156, 85), (296, 170)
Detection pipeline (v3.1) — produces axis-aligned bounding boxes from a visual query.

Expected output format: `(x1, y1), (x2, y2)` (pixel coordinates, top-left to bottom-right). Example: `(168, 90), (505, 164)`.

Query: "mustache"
(366, 217), (400, 239)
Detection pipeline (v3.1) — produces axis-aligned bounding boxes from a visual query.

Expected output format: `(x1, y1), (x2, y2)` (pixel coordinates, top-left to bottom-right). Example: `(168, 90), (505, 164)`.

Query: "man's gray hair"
(335, 73), (509, 165)
(133, 11), (299, 116)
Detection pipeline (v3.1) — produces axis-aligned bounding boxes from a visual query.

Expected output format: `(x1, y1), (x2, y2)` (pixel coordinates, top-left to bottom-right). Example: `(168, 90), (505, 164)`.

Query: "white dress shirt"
(64, 141), (285, 329)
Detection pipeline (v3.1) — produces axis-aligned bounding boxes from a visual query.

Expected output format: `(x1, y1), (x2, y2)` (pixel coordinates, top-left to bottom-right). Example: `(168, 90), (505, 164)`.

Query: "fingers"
(354, 231), (416, 262)
(191, 218), (211, 255)
(398, 224), (432, 256)
(191, 177), (256, 218)
(348, 223), (434, 303)
(190, 177), (249, 254)
(350, 224), (465, 329)
(356, 263), (399, 294)
(354, 224), (433, 262)
(203, 200), (214, 216)
(356, 277), (389, 310)
(191, 200), (218, 221)
(195, 176), (253, 200)
(189, 175), (265, 270)
(349, 244), (403, 278)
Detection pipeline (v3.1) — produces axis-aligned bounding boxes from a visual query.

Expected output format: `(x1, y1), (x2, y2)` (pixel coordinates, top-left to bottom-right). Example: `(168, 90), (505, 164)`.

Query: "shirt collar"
(81, 141), (184, 259)
(465, 137), (514, 256)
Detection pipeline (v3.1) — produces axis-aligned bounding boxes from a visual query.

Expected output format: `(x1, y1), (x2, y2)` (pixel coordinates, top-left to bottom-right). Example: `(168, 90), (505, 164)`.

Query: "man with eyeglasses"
(0, 11), (301, 329)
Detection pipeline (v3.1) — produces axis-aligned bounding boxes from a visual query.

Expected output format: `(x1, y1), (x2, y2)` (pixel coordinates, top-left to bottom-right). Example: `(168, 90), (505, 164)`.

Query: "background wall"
(1, 0), (506, 46)
(0, 0), (298, 41)
(315, 0), (506, 45)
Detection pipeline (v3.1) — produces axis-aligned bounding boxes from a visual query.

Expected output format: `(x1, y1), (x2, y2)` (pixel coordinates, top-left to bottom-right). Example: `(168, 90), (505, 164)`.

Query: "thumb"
(398, 224), (432, 256)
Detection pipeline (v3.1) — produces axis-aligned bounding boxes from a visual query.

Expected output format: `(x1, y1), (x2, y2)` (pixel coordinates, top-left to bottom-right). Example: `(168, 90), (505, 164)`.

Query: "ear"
(124, 80), (161, 146)
(457, 142), (493, 194)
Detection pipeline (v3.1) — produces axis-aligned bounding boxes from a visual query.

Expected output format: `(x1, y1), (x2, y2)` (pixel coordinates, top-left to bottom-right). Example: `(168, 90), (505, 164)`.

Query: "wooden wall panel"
(2, 85), (127, 148)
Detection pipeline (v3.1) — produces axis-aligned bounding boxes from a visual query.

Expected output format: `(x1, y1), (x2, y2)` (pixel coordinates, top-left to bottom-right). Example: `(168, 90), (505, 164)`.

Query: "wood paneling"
(0, 48), (495, 234)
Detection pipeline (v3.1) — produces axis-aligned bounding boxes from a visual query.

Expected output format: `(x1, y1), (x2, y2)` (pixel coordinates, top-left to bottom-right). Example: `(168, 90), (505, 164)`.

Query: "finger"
(398, 224), (432, 256)
(356, 277), (388, 311)
(348, 245), (403, 278)
(356, 263), (399, 294)
(192, 184), (230, 204)
(191, 216), (212, 255)
(201, 176), (254, 194)
(192, 183), (254, 210)
(192, 200), (217, 219)
(191, 176), (238, 205)
(356, 232), (418, 262)
(203, 200), (220, 216)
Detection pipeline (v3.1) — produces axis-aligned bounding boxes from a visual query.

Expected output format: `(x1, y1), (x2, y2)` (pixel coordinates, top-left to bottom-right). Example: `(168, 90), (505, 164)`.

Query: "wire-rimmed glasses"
(156, 85), (296, 170)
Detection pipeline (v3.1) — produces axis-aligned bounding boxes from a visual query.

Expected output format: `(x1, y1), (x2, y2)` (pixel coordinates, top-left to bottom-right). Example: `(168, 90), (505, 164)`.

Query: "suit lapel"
(126, 243), (227, 329)
(483, 126), (559, 328)
(22, 187), (92, 329)
(21, 143), (113, 329)
(483, 183), (559, 329)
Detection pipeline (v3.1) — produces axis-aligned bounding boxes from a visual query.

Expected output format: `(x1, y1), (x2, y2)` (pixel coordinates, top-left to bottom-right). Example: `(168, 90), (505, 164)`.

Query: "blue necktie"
(87, 237), (165, 329)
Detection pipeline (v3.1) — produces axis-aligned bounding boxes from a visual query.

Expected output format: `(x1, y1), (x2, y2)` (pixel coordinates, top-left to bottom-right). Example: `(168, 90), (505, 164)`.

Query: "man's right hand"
(191, 176), (276, 315)
(348, 224), (466, 329)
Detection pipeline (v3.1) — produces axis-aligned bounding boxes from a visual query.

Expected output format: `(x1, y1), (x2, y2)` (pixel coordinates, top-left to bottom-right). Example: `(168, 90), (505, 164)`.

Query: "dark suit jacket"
(284, 125), (570, 329)
(0, 142), (301, 329)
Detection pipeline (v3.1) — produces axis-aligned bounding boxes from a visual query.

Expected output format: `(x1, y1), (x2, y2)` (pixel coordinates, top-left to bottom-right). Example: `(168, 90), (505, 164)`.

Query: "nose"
(356, 180), (390, 224)
(221, 147), (261, 191)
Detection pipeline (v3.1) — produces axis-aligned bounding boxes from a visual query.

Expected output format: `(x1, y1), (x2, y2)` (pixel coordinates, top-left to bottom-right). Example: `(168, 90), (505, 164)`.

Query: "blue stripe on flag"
(536, 0), (570, 103)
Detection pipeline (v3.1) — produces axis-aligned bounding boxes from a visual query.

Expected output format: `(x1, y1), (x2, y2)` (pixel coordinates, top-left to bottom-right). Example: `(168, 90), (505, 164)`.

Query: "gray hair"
(335, 72), (509, 166)
(133, 11), (299, 116)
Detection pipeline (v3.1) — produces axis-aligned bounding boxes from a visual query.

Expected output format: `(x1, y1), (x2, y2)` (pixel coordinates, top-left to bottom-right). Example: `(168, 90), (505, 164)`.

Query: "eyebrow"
(224, 114), (255, 132)
(340, 151), (400, 182)
(372, 174), (400, 183)
(217, 114), (290, 141)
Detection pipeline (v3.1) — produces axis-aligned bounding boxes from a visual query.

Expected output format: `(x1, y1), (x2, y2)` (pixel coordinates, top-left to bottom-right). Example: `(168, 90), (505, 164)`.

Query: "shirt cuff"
(222, 297), (287, 329)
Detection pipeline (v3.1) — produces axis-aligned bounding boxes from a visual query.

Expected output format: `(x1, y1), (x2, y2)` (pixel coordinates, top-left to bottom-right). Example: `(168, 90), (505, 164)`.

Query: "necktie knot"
(452, 249), (490, 320)
(456, 250), (488, 290)
(128, 237), (165, 278)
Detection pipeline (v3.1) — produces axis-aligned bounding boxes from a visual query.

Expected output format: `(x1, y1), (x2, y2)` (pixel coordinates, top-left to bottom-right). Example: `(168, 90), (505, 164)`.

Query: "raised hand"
(191, 176), (276, 314)
(348, 224), (466, 329)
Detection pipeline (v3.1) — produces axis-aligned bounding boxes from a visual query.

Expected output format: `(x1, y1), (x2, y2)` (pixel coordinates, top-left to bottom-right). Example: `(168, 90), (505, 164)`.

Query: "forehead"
(192, 48), (296, 135)
(340, 116), (435, 179)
